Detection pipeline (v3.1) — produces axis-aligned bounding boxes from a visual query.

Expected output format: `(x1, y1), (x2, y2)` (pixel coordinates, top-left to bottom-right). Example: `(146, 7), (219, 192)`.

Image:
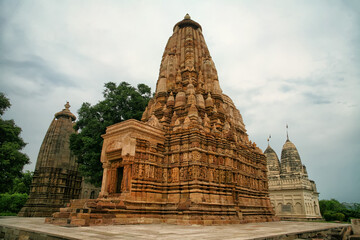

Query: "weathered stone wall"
(80, 179), (100, 199)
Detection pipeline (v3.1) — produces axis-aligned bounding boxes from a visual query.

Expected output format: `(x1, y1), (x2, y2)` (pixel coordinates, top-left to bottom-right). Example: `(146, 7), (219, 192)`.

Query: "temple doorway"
(116, 167), (124, 193)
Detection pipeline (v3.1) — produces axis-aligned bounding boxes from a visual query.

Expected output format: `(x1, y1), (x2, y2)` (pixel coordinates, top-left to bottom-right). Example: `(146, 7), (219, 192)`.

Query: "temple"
(18, 103), (82, 217)
(264, 132), (322, 220)
(47, 14), (276, 226)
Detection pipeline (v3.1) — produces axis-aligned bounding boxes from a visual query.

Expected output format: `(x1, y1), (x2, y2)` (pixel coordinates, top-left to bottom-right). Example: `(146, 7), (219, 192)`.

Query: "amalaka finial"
(65, 101), (70, 110)
(55, 101), (76, 121)
(173, 13), (201, 32)
(286, 124), (289, 141)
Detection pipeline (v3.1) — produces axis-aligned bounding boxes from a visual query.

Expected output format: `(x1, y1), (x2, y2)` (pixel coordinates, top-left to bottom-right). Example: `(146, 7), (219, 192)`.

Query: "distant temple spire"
(184, 13), (191, 19)
(18, 102), (81, 217)
(267, 134), (271, 146)
(264, 130), (321, 220)
(286, 124), (289, 141)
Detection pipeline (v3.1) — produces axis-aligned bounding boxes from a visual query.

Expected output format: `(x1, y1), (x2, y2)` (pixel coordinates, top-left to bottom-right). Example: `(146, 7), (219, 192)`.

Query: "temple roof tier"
(143, 15), (251, 147)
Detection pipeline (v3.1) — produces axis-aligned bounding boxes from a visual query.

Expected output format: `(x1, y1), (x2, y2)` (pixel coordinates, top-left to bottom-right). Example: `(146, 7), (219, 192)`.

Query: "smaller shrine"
(18, 103), (82, 217)
(264, 130), (322, 220)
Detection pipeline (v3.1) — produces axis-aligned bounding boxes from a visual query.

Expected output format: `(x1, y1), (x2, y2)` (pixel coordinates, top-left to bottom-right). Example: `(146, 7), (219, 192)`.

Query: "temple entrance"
(116, 167), (124, 193)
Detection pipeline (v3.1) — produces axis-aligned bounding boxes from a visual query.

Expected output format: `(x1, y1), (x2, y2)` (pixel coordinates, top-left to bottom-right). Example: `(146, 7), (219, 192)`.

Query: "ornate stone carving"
(147, 115), (163, 129)
(48, 15), (275, 226)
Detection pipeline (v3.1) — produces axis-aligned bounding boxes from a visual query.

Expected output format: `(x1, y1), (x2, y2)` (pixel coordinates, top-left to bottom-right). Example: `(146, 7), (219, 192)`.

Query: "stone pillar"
(122, 164), (131, 192)
(99, 163), (110, 197)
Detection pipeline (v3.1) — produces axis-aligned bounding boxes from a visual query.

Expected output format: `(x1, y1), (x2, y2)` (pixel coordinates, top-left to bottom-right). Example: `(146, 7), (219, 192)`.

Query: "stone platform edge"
(0, 217), (353, 240)
(0, 224), (77, 240)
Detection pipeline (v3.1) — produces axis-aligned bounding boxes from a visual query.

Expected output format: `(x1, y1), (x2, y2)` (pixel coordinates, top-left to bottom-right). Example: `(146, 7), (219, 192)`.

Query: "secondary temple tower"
(264, 132), (321, 220)
(18, 103), (82, 217)
(48, 14), (276, 225)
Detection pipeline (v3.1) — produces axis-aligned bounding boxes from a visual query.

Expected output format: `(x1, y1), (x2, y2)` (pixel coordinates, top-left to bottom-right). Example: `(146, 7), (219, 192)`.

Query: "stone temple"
(18, 103), (82, 217)
(47, 14), (276, 226)
(264, 133), (322, 220)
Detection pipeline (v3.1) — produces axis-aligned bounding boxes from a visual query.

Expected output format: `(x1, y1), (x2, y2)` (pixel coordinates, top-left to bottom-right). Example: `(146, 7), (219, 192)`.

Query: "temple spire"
(286, 124), (289, 141)
(18, 102), (81, 217)
(267, 134), (271, 146)
(47, 14), (276, 226)
(184, 13), (190, 19)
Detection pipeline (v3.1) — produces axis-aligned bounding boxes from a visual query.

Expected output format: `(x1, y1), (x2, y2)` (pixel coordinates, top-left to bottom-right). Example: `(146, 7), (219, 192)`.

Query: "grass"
(0, 212), (17, 216)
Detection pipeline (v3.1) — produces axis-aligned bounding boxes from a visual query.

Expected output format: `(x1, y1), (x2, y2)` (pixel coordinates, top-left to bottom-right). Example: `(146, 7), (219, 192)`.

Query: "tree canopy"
(0, 93), (30, 193)
(11, 171), (33, 194)
(70, 82), (152, 186)
(319, 199), (360, 222)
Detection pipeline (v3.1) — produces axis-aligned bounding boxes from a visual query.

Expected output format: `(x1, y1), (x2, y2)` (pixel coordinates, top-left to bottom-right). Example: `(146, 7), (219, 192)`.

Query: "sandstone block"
(70, 219), (87, 226)
(352, 219), (360, 235)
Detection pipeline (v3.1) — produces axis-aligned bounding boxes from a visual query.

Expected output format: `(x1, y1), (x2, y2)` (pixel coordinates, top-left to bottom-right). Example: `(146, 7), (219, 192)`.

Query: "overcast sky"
(1, 0), (359, 203)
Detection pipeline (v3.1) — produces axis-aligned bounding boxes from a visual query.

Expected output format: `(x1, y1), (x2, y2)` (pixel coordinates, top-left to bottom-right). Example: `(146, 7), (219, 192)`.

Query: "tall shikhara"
(47, 15), (275, 226)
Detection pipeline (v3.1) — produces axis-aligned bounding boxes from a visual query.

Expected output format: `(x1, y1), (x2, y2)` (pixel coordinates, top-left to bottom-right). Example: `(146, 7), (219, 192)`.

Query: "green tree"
(353, 203), (360, 212)
(11, 171), (33, 194)
(319, 199), (344, 216)
(0, 193), (28, 215)
(70, 82), (151, 186)
(0, 93), (30, 193)
(320, 199), (360, 222)
(0, 92), (11, 115)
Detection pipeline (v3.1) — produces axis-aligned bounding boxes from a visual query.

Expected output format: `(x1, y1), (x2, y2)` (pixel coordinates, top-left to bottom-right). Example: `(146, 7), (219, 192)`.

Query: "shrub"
(0, 193), (28, 214)
(334, 212), (345, 221)
(323, 211), (335, 221)
(323, 211), (346, 222)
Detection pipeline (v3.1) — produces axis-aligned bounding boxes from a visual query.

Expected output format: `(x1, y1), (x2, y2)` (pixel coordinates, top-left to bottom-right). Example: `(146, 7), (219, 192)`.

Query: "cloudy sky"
(1, 0), (359, 202)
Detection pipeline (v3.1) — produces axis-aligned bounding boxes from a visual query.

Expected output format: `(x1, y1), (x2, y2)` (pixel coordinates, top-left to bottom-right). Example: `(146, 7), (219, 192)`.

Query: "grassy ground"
(0, 213), (17, 216)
